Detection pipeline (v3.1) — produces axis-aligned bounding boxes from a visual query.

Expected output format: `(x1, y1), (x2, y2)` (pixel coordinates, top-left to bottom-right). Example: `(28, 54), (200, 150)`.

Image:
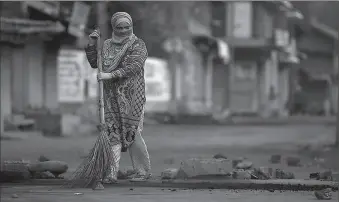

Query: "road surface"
(1, 185), (338, 202)
(1, 124), (336, 179)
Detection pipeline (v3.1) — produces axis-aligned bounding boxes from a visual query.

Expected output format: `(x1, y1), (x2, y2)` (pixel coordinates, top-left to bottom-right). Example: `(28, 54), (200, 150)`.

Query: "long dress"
(85, 37), (147, 150)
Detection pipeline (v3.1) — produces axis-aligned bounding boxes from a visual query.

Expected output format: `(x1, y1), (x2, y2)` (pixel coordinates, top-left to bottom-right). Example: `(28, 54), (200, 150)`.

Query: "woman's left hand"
(97, 72), (111, 81)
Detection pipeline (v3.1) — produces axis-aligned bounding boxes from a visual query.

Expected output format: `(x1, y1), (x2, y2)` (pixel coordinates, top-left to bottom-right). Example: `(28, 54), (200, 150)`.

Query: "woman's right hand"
(88, 29), (100, 45)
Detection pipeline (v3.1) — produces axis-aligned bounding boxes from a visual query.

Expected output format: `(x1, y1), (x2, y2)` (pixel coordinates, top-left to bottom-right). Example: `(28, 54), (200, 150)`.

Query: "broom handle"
(96, 30), (105, 125)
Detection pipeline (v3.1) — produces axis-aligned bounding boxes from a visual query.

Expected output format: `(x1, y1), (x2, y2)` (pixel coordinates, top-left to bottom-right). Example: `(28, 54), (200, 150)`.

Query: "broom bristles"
(62, 129), (114, 188)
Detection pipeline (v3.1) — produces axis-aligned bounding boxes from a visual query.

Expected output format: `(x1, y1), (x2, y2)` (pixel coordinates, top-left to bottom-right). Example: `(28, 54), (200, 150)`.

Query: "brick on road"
(179, 158), (233, 178)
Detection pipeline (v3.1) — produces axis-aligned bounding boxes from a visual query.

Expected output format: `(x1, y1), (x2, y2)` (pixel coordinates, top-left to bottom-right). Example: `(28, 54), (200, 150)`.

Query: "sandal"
(129, 173), (152, 182)
(102, 178), (118, 184)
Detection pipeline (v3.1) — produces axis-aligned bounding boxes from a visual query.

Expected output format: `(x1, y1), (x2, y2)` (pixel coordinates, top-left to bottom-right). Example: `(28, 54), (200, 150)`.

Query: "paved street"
(1, 185), (338, 202)
(1, 124), (338, 201)
(1, 124), (336, 179)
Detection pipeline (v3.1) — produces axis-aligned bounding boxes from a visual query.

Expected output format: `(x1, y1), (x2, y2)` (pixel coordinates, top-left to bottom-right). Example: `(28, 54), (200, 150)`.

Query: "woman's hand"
(88, 29), (100, 45)
(97, 72), (112, 81)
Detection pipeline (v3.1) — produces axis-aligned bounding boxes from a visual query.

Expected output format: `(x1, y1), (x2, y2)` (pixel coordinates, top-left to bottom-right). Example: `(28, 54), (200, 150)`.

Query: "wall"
(260, 51), (279, 117)
(278, 67), (290, 116)
(1, 40), (59, 115)
(0, 45), (12, 118)
(11, 46), (26, 113)
(182, 41), (207, 114)
(298, 53), (333, 76)
(25, 40), (44, 109)
(0, 2), (26, 18)
(212, 61), (230, 112)
(43, 43), (59, 110)
(298, 31), (334, 54)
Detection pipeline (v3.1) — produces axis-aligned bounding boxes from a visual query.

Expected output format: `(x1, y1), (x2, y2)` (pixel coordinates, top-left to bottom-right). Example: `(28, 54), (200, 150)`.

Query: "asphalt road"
(1, 124), (336, 179)
(1, 186), (338, 202)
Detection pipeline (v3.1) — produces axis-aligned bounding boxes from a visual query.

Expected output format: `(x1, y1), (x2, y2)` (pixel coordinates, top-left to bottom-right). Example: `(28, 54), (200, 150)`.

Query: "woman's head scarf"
(111, 12), (134, 44)
(102, 12), (137, 72)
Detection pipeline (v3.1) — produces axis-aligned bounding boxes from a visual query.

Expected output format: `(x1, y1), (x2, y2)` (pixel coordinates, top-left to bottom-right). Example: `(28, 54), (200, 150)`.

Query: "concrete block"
(213, 153), (227, 160)
(28, 161), (68, 176)
(0, 160), (31, 182)
(286, 156), (301, 167)
(314, 188), (332, 200)
(319, 170), (334, 181)
(179, 158), (233, 178)
(236, 160), (253, 170)
(259, 167), (273, 179)
(161, 168), (179, 180)
(233, 169), (252, 180)
(32, 171), (55, 179)
(270, 154), (281, 164)
(332, 172), (339, 182)
(232, 157), (245, 168)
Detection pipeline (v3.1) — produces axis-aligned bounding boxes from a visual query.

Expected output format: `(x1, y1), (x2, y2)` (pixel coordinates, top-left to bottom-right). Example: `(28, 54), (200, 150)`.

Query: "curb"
(4, 179), (338, 191)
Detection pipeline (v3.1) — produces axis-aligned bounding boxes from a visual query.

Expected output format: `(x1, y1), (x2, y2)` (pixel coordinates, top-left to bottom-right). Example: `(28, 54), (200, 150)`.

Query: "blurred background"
(0, 1), (338, 181)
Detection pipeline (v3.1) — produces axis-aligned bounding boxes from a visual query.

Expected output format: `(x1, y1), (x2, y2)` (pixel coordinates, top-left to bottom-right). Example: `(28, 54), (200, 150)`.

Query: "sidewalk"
(1, 185), (338, 202)
(6, 178), (338, 191)
(166, 115), (336, 126)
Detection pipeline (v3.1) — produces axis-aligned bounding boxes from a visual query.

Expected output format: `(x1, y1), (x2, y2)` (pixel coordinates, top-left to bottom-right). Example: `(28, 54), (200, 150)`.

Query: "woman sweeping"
(85, 12), (151, 184)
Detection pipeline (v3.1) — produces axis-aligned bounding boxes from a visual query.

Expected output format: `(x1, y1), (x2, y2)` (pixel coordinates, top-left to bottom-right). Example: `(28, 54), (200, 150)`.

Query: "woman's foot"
(129, 173), (152, 182)
(102, 178), (118, 184)
(92, 181), (105, 190)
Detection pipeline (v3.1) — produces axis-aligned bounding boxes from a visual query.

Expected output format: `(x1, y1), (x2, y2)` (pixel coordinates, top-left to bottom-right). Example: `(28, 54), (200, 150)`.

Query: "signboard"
(144, 57), (171, 102)
(24, 2), (60, 18)
(68, 2), (91, 38)
(57, 49), (90, 102)
(232, 2), (253, 38)
(274, 29), (290, 48)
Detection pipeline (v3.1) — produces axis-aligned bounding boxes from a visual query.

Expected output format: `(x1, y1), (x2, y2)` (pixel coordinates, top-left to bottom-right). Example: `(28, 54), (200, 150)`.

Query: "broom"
(63, 28), (114, 189)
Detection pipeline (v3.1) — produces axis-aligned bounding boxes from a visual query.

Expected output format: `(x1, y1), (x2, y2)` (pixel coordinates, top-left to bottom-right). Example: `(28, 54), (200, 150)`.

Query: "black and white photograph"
(0, 1), (338, 201)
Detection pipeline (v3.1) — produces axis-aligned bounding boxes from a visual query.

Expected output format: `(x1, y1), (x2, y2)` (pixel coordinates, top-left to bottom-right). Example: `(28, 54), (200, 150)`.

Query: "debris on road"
(117, 167), (136, 179)
(213, 153), (227, 160)
(232, 157), (245, 168)
(310, 172), (320, 180)
(319, 170), (333, 181)
(232, 169), (251, 180)
(0, 159), (31, 182)
(310, 170), (334, 181)
(270, 154), (282, 164)
(161, 168), (179, 180)
(32, 171), (55, 179)
(252, 167), (273, 180)
(314, 188), (332, 200)
(275, 169), (295, 179)
(11, 194), (19, 198)
(38, 155), (50, 162)
(286, 156), (301, 167)
(179, 158), (233, 178)
(235, 160), (253, 170)
(28, 160), (68, 178)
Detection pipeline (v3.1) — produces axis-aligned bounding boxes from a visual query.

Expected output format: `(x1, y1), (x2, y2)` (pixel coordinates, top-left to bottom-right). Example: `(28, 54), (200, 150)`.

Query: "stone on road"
(179, 158), (233, 178)
(1, 186), (338, 202)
